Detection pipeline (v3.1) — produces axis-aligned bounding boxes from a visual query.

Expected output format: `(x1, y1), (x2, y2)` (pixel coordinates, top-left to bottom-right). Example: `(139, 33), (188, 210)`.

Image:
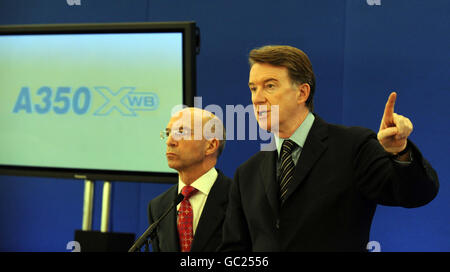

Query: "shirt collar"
(274, 111), (315, 157)
(178, 167), (218, 196)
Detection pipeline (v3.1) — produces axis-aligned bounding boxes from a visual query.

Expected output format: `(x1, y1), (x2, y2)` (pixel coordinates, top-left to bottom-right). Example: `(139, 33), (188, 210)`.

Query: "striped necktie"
(279, 139), (297, 203)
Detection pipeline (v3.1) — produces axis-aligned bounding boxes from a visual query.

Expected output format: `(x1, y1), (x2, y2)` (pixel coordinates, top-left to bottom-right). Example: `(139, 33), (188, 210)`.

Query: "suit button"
(276, 219), (280, 229)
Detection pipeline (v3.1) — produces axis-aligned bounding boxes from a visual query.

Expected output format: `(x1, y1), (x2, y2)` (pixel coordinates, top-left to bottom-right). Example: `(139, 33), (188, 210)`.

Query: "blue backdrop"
(0, 0), (448, 251)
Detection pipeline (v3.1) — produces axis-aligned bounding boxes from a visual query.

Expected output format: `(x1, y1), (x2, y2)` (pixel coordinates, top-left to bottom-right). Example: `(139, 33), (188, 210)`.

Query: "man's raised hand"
(377, 92), (413, 154)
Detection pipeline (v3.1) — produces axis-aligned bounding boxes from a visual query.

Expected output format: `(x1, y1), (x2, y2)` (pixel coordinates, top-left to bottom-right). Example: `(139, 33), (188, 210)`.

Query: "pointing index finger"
(382, 92), (397, 123)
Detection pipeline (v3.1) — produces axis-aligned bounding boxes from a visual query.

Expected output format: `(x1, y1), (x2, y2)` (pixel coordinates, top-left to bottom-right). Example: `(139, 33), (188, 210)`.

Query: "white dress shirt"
(177, 167), (218, 235)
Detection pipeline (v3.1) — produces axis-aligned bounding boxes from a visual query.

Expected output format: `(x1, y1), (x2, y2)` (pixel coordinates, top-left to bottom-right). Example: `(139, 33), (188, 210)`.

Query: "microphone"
(128, 193), (184, 252)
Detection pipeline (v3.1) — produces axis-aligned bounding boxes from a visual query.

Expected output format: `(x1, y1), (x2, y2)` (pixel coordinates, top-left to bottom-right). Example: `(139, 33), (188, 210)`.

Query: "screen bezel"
(0, 21), (198, 183)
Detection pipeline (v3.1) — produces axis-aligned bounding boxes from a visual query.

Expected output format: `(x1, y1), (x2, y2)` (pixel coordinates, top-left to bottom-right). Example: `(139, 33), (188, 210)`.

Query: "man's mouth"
(166, 152), (177, 158)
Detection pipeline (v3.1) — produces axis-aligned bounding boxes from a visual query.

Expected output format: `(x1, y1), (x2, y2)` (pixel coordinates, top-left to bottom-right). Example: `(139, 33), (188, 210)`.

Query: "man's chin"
(167, 161), (179, 170)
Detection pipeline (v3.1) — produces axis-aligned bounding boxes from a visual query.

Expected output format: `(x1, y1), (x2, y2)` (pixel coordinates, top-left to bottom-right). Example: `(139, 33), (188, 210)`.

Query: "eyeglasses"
(160, 127), (192, 140)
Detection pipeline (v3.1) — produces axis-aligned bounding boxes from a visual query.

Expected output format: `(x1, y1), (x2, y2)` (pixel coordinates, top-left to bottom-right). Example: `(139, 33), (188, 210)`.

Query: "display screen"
(0, 23), (197, 182)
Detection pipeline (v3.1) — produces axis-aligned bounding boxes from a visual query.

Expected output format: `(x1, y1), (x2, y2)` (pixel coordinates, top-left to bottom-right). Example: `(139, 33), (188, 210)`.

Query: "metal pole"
(100, 181), (112, 232)
(82, 180), (94, 231)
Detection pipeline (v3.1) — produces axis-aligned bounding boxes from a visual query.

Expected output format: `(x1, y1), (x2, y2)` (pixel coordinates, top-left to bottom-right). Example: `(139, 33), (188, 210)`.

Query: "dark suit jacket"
(148, 169), (231, 252)
(221, 115), (439, 252)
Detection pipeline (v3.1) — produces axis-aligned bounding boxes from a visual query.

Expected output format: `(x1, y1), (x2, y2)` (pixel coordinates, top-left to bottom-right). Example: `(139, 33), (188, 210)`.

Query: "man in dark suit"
(220, 45), (439, 251)
(148, 107), (231, 252)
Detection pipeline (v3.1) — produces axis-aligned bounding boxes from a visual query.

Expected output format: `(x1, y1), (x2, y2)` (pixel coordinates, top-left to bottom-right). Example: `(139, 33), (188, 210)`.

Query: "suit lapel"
(191, 172), (228, 251)
(157, 186), (180, 251)
(259, 149), (280, 217)
(282, 116), (328, 204)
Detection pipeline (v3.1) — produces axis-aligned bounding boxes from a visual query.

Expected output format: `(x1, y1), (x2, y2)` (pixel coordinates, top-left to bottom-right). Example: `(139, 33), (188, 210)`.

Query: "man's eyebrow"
(248, 78), (279, 86)
(263, 78), (279, 84)
(166, 125), (183, 130)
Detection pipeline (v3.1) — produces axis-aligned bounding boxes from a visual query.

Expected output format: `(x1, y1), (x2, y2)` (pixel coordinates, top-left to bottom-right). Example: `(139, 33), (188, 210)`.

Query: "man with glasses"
(148, 107), (231, 252)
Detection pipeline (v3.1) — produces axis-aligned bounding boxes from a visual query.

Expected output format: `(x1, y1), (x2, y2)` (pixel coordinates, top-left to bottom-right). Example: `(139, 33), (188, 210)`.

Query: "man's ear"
(296, 83), (311, 105)
(205, 138), (219, 156)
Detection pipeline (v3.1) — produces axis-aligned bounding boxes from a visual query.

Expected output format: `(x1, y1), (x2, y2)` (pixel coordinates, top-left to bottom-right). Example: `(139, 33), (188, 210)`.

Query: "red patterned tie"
(177, 185), (198, 252)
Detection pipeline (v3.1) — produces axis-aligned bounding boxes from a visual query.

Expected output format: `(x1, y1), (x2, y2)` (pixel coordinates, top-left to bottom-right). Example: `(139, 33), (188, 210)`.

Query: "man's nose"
(252, 87), (266, 104)
(166, 134), (178, 147)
